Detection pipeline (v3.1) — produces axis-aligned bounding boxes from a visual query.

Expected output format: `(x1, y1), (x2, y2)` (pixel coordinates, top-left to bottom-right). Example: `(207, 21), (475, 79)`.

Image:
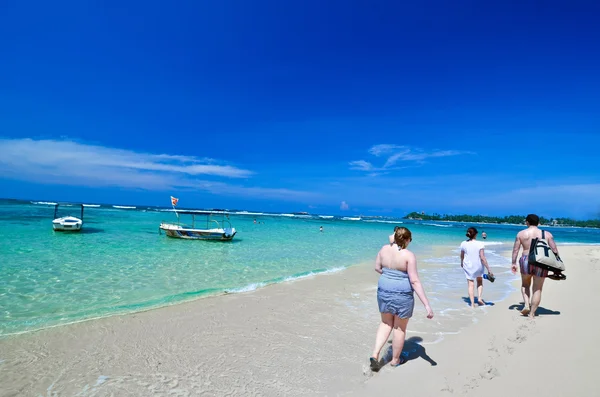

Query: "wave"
(234, 211), (266, 216)
(342, 217), (361, 221)
(225, 282), (267, 293)
(560, 242), (600, 246)
(294, 215), (313, 219)
(279, 213), (295, 217)
(113, 205), (136, 209)
(482, 241), (505, 246)
(82, 204), (101, 208)
(31, 201), (57, 205)
(364, 220), (403, 224)
(224, 267), (346, 294)
(318, 215), (334, 219)
(423, 223), (453, 228)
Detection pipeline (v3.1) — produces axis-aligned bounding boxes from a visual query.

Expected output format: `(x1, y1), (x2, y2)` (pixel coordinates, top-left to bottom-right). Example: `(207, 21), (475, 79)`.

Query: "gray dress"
(377, 267), (414, 318)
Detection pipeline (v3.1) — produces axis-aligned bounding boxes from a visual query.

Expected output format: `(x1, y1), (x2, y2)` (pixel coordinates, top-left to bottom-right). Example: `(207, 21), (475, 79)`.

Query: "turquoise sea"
(1, 199), (599, 336)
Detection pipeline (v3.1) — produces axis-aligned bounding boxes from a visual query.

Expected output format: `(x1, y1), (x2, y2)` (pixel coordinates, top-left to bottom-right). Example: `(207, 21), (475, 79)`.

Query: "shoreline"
(1, 245), (594, 396)
(0, 264), (352, 338)
(1, 244), (515, 396)
(0, 241), (514, 339)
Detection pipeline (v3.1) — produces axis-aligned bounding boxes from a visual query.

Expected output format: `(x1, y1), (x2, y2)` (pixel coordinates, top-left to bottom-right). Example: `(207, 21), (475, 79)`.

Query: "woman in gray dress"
(370, 227), (434, 371)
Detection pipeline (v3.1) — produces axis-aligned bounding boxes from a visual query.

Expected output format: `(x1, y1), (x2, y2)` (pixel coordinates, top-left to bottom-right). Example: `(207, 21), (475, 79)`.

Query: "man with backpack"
(511, 214), (560, 318)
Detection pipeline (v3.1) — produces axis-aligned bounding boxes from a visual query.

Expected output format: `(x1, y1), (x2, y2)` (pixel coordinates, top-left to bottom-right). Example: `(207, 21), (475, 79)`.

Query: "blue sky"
(1, 1), (599, 218)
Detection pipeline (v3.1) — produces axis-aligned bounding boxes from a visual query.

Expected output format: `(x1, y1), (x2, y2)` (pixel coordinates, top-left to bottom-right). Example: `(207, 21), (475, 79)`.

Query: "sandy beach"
(356, 245), (600, 396)
(1, 246), (597, 396)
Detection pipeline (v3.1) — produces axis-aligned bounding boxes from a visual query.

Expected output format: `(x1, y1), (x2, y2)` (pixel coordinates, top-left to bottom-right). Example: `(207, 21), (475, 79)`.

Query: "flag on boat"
(171, 196), (179, 207)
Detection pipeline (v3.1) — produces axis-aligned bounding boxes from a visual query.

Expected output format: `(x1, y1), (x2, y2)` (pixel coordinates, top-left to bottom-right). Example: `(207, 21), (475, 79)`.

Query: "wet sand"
(1, 246), (593, 396)
(1, 260), (386, 396)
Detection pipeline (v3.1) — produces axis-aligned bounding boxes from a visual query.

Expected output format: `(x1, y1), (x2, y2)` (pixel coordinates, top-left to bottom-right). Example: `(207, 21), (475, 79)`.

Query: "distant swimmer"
(253, 219), (257, 224)
(389, 226), (400, 245)
(482, 231), (487, 240)
(320, 226), (323, 232)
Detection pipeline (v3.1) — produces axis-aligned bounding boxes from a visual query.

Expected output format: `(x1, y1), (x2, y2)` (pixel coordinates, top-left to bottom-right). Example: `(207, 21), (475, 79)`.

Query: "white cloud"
(199, 181), (319, 201)
(0, 138), (253, 178)
(349, 160), (375, 171)
(368, 144), (399, 157)
(340, 201), (349, 210)
(0, 138), (318, 202)
(456, 183), (600, 217)
(352, 144), (470, 174)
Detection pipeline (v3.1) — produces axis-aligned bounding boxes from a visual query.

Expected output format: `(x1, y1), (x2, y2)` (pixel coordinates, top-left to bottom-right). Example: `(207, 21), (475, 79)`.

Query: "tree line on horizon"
(403, 212), (600, 228)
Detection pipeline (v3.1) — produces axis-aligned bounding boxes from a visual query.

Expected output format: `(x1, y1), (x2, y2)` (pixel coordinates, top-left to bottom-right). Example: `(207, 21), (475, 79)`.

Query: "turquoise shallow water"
(1, 199), (599, 336)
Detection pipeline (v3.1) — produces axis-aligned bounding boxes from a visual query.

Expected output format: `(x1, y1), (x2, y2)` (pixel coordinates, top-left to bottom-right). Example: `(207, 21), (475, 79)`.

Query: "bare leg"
(476, 277), (485, 305)
(520, 274), (532, 315)
(371, 313), (394, 360)
(530, 275), (546, 318)
(390, 316), (410, 365)
(467, 280), (475, 308)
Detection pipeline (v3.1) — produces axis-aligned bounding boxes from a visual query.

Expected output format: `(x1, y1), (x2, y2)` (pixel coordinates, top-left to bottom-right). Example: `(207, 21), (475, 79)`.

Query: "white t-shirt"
(460, 240), (485, 279)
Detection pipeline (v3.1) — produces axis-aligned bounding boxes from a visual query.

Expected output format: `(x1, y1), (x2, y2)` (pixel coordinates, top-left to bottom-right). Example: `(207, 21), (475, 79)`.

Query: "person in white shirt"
(460, 227), (493, 308)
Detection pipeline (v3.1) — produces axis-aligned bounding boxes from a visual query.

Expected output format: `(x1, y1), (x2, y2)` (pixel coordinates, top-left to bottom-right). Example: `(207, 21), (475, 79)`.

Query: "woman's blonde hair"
(394, 227), (412, 249)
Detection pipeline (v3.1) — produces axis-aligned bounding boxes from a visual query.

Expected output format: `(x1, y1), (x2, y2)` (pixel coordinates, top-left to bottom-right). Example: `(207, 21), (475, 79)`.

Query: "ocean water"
(1, 199), (599, 336)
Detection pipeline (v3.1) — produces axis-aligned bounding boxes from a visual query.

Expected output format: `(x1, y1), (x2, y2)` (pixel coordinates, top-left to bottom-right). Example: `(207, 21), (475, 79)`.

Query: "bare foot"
(471, 304), (476, 309)
(521, 306), (531, 316)
(478, 299), (486, 306)
(390, 357), (407, 367)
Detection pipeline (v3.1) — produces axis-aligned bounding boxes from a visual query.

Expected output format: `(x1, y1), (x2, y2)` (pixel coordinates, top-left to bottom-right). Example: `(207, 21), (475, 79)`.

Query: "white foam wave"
(559, 242), (600, 246)
(342, 217), (361, 221)
(31, 201), (57, 205)
(82, 204), (101, 207)
(282, 267), (346, 282)
(423, 256), (457, 264)
(423, 223), (453, 228)
(364, 220), (403, 224)
(224, 267), (347, 294)
(235, 211), (266, 216)
(225, 282), (267, 293)
(318, 215), (334, 219)
(113, 205), (136, 209)
(482, 241), (505, 246)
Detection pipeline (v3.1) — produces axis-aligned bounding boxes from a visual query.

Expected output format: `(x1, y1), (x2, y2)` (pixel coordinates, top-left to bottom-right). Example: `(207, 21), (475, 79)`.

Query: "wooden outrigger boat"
(159, 210), (237, 241)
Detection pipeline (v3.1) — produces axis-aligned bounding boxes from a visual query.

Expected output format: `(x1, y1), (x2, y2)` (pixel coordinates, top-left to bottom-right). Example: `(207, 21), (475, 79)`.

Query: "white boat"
(52, 204), (84, 232)
(160, 210), (236, 241)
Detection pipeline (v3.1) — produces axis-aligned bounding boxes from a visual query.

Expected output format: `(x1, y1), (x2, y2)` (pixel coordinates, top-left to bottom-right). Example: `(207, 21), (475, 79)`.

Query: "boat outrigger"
(52, 203), (84, 232)
(159, 210), (237, 241)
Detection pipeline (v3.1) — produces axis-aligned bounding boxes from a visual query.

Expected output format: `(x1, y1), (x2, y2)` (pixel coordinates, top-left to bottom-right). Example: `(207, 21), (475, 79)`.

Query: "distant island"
(404, 212), (600, 228)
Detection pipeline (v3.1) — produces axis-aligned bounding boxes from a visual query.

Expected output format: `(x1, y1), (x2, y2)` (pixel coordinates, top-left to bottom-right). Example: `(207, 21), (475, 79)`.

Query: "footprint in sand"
(479, 362), (500, 380)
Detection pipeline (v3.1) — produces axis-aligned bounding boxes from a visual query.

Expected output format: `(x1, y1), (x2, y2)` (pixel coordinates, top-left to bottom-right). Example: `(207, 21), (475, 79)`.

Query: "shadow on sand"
(508, 302), (561, 316)
(379, 336), (437, 369)
(461, 297), (495, 306)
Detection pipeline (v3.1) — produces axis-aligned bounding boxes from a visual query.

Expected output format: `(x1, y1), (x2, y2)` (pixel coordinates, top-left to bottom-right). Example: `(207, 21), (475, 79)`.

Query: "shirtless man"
(511, 214), (559, 318)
